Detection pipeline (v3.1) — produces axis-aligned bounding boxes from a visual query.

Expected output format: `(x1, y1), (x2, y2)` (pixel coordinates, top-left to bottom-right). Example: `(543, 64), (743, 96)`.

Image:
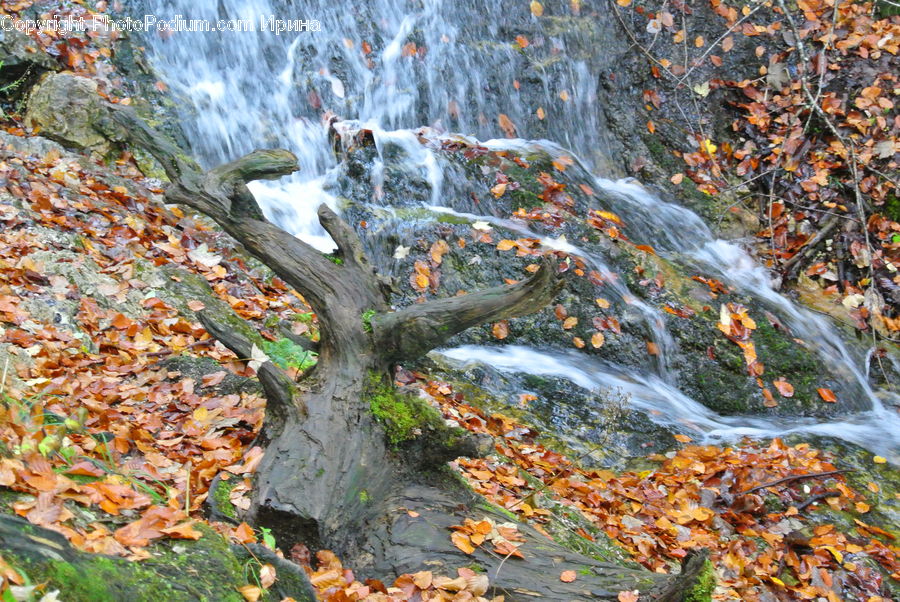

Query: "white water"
(143, 1), (898, 459)
(440, 345), (898, 458)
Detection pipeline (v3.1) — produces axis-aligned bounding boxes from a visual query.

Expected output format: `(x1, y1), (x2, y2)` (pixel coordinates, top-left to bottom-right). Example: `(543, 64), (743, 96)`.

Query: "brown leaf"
(560, 570), (577, 583)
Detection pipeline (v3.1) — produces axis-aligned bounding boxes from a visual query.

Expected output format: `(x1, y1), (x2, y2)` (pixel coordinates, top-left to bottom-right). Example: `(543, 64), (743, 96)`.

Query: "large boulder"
(24, 72), (123, 155)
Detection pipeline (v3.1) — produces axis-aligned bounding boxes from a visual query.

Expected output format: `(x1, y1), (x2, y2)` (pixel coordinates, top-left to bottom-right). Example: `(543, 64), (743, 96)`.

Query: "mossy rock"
(0, 514), (313, 601)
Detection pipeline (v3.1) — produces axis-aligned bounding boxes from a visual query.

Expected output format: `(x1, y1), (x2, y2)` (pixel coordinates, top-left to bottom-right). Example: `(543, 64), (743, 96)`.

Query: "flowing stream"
(142, 0), (899, 459)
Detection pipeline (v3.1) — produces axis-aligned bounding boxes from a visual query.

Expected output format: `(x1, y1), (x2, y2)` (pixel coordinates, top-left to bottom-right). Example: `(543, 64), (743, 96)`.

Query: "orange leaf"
(618, 592), (639, 602)
(591, 332), (605, 348)
(562, 317), (578, 330)
(773, 377), (794, 397)
(110, 313), (133, 329)
(232, 522), (257, 544)
(647, 121), (656, 134)
(451, 532), (476, 554)
(492, 321), (509, 340)
(496, 239), (517, 251)
(238, 585), (261, 602)
(817, 388), (837, 403)
(560, 570), (576, 583)
(161, 521), (202, 540)
(515, 35), (529, 48)
(498, 113), (517, 137)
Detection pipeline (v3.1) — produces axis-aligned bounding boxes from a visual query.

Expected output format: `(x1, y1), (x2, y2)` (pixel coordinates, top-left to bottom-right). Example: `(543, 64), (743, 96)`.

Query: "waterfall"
(140, 0), (898, 458)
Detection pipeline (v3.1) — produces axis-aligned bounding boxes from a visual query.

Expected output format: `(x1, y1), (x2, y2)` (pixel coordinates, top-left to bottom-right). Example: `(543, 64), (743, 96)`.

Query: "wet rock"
(331, 129), (852, 419)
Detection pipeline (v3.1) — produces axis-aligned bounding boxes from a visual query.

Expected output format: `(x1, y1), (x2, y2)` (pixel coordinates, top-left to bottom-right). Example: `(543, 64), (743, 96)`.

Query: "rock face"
(24, 73), (120, 155)
(329, 129), (867, 423)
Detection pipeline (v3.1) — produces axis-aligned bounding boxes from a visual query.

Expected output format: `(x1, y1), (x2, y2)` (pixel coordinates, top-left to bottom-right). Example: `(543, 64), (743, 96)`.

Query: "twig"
(739, 469), (850, 496)
(781, 212), (840, 275)
(796, 489), (840, 512)
(0, 356), (8, 395)
(776, 0), (882, 343)
(146, 337), (216, 359)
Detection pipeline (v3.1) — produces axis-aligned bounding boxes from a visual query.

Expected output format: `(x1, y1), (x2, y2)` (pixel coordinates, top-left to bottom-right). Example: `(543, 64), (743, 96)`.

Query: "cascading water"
(141, 1), (898, 459)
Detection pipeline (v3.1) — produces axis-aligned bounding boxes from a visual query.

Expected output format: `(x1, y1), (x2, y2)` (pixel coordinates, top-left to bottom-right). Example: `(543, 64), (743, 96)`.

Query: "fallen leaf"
(238, 585), (261, 602)
(560, 570), (576, 583)
(817, 388), (837, 403)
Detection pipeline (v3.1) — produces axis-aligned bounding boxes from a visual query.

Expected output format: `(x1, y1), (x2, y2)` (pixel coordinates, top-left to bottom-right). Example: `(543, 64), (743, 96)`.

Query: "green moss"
(261, 337), (318, 371)
(213, 478), (238, 520)
(7, 524), (248, 601)
(367, 375), (428, 445)
(365, 373), (461, 452)
(325, 254), (344, 265)
(883, 193), (900, 223)
(684, 559), (716, 602)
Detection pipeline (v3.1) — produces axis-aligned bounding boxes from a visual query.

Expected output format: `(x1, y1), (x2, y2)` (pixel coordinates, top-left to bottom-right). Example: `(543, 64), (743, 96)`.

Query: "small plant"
(260, 337), (317, 372)
(361, 309), (377, 333)
(290, 311), (315, 325)
(0, 61), (29, 119)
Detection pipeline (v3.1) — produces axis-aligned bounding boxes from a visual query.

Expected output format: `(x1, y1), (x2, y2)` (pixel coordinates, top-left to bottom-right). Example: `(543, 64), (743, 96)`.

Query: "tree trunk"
(103, 104), (711, 600)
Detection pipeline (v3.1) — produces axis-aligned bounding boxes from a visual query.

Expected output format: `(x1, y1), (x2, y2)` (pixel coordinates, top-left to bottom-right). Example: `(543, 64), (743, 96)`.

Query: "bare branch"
(197, 311), (300, 422)
(374, 256), (564, 362)
(316, 204), (370, 269)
